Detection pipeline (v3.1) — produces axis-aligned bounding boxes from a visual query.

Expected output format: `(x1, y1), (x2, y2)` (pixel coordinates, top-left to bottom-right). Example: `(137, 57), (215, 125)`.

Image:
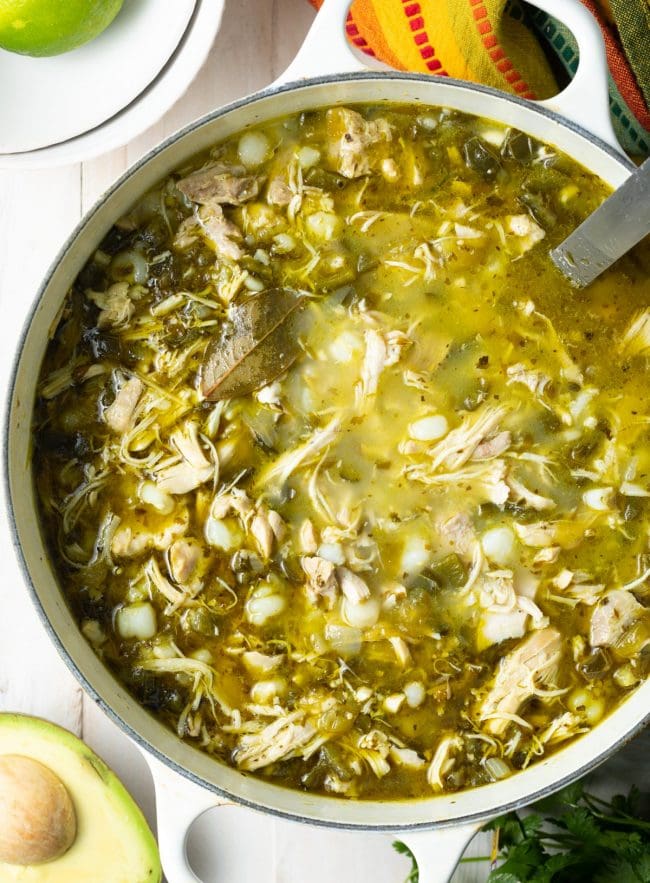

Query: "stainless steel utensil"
(551, 158), (650, 286)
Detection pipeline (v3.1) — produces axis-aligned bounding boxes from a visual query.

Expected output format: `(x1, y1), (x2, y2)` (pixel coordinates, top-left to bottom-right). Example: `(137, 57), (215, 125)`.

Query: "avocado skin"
(0, 713), (162, 882)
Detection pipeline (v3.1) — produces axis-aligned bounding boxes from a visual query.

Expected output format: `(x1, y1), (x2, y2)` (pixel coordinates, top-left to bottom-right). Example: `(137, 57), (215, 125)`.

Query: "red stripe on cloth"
(345, 9), (376, 58)
(469, 0), (537, 99)
(580, 0), (650, 129)
(400, 2), (448, 78)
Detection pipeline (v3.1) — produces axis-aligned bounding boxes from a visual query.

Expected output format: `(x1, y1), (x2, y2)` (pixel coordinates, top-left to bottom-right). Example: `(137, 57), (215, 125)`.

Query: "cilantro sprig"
(393, 778), (650, 883)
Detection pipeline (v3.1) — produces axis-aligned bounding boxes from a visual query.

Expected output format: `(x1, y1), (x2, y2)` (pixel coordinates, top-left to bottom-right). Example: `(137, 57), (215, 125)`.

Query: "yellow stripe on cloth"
(347, 0), (557, 100)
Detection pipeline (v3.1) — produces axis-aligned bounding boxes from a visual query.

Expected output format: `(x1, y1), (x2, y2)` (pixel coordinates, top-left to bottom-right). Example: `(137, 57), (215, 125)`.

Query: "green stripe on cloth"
(610, 0), (650, 108)
(528, 9), (649, 157)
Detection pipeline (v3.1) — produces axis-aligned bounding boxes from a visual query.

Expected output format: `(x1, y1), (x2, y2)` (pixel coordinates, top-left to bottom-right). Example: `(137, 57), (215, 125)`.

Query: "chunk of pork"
(177, 163), (261, 205)
(326, 108), (392, 179)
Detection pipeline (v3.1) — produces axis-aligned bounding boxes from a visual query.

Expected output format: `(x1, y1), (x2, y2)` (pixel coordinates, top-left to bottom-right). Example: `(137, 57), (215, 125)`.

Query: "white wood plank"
(1, 4), (647, 883)
(0, 165), (84, 734)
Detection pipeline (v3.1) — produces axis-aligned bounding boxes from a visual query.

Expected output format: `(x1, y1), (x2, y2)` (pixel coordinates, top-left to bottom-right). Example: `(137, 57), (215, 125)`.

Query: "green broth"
(33, 105), (650, 800)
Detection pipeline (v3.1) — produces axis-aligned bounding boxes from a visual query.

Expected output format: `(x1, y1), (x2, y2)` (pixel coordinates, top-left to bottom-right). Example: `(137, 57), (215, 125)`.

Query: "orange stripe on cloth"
(469, 0), (536, 98)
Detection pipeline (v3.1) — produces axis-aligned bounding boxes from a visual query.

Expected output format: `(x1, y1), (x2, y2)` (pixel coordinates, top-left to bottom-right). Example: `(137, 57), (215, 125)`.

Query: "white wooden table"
(0, 1), (646, 880)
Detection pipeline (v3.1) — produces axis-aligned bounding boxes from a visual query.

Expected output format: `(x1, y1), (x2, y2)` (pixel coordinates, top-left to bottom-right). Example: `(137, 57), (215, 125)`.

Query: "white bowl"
(0, 0), (225, 168)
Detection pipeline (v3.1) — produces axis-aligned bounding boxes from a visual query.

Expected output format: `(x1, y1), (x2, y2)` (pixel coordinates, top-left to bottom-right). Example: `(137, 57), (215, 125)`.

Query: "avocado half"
(0, 713), (161, 882)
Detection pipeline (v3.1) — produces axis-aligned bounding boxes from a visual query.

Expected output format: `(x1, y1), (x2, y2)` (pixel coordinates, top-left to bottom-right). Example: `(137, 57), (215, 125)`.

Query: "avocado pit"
(0, 754), (77, 865)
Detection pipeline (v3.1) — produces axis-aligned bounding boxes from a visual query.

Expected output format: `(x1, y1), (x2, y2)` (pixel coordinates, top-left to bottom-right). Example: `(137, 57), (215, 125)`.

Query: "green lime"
(0, 0), (124, 57)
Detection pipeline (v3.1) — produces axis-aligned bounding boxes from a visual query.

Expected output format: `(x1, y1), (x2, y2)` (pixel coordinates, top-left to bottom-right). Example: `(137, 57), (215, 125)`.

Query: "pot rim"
(5, 70), (646, 831)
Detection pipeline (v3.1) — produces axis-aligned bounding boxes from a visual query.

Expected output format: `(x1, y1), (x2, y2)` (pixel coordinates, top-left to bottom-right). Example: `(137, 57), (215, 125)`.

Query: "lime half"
(0, 0), (124, 57)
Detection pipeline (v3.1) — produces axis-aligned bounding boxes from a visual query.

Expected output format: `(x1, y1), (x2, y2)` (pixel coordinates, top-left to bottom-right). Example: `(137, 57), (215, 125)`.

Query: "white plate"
(0, 0), (196, 153)
(0, 0), (225, 168)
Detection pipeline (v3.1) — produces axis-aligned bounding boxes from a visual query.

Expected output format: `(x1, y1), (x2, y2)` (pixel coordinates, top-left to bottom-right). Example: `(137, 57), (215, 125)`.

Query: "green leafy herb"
(392, 780), (650, 883)
(393, 840), (419, 883)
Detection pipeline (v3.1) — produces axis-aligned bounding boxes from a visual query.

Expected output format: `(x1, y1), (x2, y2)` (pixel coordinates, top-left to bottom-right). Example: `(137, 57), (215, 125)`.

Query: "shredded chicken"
(198, 204), (243, 261)
(427, 734), (462, 789)
(533, 546), (561, 567)
(505, 213), (545, 252)
(337, 567), (371, 604)
(590, 590), (646, 648)
(111, 515), (188, 558)
(508, 476), (555, 511)
(256, 418), (341, 488)
(233, 709), (324, 771)
(302, 556), (338, 608)
(426, 405), (508, 471)
(87, 282), (135, 329)
(299, 518), (318, 555)
(514, 521), (558, 547)
(506, 363), (551, 396)
(359, 329), (387, 400)
(619, 308), (650, 358)
(356, 729), (391, 777)
(478, 628), (563, 735)
(155, 422), (215, 495)
(389, 745), (426, 769)
(250, 508), (278, 559)
(409, 459), (510, 505)
(438, 513), (476, 556)
(472, 430), (511, 461)
(103, 377), (143, 433)
(174, 204), (243, 261)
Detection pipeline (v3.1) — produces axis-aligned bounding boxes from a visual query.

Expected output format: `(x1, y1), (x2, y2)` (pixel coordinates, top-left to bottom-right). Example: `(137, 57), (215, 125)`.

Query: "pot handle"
(144, 751), (220, 882)
(398, 823), (481, 883)
(143, 745), (481, 882)
(530, 0), (621, 152)
(274, 0), (377, 86)
(275, 0), (622, 154)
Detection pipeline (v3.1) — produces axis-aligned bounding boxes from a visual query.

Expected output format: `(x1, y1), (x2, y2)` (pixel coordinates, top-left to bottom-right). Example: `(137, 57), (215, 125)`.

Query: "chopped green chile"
(33, 105), (650, 800)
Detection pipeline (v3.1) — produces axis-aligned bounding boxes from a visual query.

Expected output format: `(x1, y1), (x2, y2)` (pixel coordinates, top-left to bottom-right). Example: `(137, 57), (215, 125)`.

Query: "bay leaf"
(201, 288), (306, 401)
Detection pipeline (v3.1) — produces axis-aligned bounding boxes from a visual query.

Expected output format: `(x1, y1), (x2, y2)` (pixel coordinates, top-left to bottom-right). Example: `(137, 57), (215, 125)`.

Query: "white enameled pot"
(5, 1), (648, 881)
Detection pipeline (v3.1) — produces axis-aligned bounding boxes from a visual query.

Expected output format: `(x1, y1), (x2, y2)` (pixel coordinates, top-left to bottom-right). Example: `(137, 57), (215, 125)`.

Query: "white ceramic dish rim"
(0, 0), (196, 154)
(0, 0), (225, 169)
(4, 0), (649, 879)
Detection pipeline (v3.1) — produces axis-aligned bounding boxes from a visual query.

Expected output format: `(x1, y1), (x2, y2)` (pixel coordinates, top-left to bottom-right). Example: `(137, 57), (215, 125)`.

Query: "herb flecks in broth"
(33, 106), (650, 800)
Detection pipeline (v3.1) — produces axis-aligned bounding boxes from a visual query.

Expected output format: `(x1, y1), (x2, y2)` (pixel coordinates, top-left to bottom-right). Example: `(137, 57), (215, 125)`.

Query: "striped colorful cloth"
(308, 0), (649, 156)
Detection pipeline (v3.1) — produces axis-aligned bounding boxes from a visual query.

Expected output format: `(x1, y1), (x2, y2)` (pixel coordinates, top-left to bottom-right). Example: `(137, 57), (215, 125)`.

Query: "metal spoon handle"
(551, 158), (650, 287)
